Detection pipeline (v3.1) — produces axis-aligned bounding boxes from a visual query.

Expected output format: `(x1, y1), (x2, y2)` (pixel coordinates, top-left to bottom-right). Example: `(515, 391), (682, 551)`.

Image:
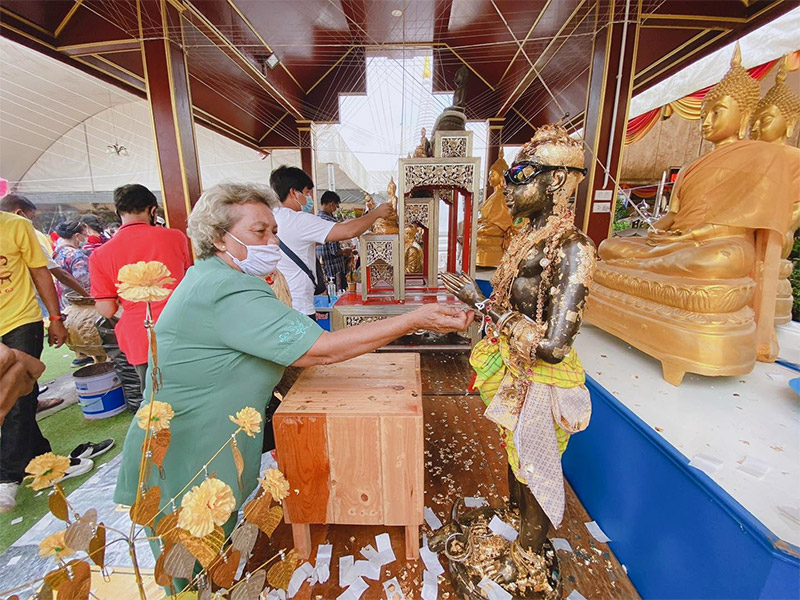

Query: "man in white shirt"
(269, 166), (392, 318)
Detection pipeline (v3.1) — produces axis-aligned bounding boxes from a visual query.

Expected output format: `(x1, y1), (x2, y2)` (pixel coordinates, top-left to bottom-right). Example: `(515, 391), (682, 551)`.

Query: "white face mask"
(225, 231), (281, 277)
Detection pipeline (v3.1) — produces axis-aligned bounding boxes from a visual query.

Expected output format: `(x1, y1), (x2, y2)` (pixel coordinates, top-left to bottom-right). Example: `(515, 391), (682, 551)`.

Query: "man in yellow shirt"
(0, 212), (90, 513)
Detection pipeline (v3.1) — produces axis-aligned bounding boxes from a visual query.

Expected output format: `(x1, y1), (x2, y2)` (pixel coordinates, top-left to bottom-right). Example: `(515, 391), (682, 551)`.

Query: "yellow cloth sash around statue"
(469, 335), (591, 527)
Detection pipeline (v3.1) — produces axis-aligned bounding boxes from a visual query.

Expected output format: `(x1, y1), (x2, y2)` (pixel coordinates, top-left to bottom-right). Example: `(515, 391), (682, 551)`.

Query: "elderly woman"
(114, 183), (473, 542)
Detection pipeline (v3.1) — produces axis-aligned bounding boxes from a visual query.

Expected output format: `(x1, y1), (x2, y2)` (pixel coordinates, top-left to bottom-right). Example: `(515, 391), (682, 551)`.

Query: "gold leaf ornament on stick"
(231, 521), (259, 558)
(232, 438), (245, 491)
(49, 485), (69, 522)
(64, 520), (94, 553)
(232, 569), (266, 600)
(163, 542), (196, 580)
(131, 485), (162, 525)
(116, 261), (176, 303)
(156, 510), (183, 544)
(180, 525), (226, 568)
(209, 547), (241, 589)
(58, 559), (91, 600)
(267, 549), (300, 590)
(88, 523), (106, 569)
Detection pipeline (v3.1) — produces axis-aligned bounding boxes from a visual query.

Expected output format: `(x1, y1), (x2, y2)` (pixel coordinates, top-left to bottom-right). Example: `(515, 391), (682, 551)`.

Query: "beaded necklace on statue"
(484, 202), (575, 364)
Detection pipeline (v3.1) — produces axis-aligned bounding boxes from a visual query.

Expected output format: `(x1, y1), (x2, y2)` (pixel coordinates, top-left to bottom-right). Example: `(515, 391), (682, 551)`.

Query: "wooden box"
(274, 353), (424, 559)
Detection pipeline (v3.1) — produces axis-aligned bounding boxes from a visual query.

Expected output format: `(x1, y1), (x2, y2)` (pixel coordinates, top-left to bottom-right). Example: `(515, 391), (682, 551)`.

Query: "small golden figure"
(413, 128), (432, 158)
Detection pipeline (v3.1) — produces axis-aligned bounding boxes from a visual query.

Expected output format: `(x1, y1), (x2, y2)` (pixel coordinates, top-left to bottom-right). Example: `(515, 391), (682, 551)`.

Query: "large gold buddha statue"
(476, 149), (514, 267)
(586, 45), (799, 384)
(749, 57), (800, 325)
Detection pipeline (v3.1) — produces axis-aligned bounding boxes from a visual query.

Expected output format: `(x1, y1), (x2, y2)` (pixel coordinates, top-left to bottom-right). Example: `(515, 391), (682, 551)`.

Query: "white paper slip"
(464, 496), (489, 508)
(337, 577), (369, 600)
(424, 506), (443, 530)
(737, 455), (772, 479)
(6, 556), (21, 566)
(478, 577), (512, 600)
(488, 515), (518, 542)
(566, 589), (588, 600)
(265, 590), (287, 600)
(421, 569), (438, 600)
(360, 543), (378, 561)
(689, 453), (724, 476)
(287, 562), (314, 598)
(10, 517), (23, 525)
(419, 543), (444, 576)
(383, 577), (406, 599)
(315, 544), (333, 583)
(585, 520), (611, 543)
(339, 555), (355, 588)
(375, 532), (396, 565)
(354, 559), (381, 580)
(550, 538), (573, 553)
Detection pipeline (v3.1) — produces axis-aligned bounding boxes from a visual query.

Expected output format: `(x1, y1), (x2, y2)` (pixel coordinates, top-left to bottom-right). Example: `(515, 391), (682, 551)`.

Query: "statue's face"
(504, 166), (552, 218)
(701, 95), (744, 144)
(488, 168), (504, 189)
(750, 104), (788, 143)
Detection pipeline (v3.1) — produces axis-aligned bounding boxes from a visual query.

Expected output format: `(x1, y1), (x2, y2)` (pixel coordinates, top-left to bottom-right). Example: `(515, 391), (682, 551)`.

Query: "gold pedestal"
(585, 282), (756, 386)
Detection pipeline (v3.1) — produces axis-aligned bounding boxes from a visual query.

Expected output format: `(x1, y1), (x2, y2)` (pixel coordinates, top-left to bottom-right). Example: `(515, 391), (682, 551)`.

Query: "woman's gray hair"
(187, 183), (279, 259)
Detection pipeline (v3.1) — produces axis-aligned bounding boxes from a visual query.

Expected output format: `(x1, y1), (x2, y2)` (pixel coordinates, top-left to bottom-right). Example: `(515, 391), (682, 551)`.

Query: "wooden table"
(273, 353), (424, 560)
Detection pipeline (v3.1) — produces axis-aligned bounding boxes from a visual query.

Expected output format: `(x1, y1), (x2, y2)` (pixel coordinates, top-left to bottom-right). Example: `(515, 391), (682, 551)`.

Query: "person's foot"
(69, 439), (114, 461)
(36, 397), (64, 413)
(0, 483), (19, 513)
(71, 357), (94, 368)
(60, 458), (94, 482)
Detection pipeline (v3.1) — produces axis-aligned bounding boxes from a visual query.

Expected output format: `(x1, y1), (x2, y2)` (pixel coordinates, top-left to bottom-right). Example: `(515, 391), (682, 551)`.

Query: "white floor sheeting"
(575, 322), (800, 547)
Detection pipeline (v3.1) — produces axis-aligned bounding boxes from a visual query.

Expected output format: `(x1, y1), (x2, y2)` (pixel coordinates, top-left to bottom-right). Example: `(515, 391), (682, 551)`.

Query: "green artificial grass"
(0, 405), (133, 553)
(39, 343), (76, 383)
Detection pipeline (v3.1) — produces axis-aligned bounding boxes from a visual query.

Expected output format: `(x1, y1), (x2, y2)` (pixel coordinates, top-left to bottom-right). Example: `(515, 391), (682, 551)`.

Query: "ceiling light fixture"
(391, 9), (403, 17)
(107, 142), (129, 157)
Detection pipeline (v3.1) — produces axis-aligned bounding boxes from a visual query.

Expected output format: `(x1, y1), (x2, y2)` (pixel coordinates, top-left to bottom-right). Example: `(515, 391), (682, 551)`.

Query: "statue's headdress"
(703, 43), (760, 115)
(516, 123), (584, 169)
(489, 148), (509, 177)
(754, 57), (800, 125)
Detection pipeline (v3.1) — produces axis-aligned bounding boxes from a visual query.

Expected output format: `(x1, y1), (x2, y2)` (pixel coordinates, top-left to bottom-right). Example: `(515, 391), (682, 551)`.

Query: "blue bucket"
(74, 362), (126, 420)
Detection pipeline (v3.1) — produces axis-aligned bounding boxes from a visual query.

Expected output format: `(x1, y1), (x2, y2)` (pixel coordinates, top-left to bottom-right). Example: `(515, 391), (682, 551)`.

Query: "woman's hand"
(440, 272), (486, 310)
(411, 304), (475, 333)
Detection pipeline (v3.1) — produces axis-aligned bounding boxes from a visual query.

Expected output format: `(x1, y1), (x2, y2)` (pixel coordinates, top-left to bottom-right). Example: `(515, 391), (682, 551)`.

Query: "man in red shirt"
(90, 185), (191, 390)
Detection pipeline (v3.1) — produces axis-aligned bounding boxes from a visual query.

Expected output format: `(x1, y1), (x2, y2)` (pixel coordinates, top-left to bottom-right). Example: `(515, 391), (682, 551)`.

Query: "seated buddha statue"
(404, 225), (424, 274)
(586, 44), (799, 383)
(413, 128), (431, 158)
(365, 181), (400, 235)
(476, 149), (514, 267)
(749, 58), (800, 325)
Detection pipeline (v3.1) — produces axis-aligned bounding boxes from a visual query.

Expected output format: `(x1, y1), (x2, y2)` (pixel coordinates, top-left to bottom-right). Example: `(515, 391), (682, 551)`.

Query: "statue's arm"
(508, 237), (596, 364)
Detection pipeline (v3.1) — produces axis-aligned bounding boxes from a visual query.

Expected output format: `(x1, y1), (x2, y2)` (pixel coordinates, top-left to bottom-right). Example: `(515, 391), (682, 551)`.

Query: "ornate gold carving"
(441, 136), (467, 158)
(593, 265), (755, 314)
(403, 163), (474, 190)
(344, 315), (388, 327)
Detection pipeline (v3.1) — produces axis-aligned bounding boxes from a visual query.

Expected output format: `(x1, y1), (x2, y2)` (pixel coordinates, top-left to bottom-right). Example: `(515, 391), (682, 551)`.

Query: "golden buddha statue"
(404, 225), (424, 274)
(585, 44), (800, 384)
(413, 127), (431, 158)
(365, 181), (400, 235)
(476, 149), (514, 267)
(749, 57), (800, 325)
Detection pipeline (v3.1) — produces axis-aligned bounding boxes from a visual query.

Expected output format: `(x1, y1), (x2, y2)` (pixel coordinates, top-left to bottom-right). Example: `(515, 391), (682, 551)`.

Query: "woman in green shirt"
(114, 183), (473, 548)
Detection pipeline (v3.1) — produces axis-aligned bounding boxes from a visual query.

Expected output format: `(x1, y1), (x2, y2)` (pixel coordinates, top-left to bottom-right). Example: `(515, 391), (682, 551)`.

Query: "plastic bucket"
(73, 362), (126, 420)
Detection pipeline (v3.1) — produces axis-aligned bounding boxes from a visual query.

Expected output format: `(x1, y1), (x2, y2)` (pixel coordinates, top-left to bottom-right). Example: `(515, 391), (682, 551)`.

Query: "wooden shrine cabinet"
(273, 353), (424, 559)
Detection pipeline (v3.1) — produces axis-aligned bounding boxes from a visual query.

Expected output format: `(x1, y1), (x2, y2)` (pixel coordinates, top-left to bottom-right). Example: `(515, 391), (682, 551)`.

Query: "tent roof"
(1, 0), (792, 148)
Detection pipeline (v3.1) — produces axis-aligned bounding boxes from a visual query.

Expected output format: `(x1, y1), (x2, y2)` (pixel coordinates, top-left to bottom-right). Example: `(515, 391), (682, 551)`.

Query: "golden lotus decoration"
(25, 452), (70, 491)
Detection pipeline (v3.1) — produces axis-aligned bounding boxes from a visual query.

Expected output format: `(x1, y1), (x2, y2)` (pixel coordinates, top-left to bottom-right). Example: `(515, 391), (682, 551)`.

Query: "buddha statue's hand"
(440, 272), (486, 310)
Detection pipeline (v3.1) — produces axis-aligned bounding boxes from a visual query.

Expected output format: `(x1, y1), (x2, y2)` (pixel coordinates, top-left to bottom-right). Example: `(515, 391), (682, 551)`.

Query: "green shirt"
(114, 256), (322, 515)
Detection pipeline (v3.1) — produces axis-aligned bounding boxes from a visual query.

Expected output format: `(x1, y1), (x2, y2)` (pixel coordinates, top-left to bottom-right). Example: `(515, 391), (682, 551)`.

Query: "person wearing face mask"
(89, 184), (191, 390)
(113, 183), (474, 567)
(269, 166), (393, 318)
(53, 221), (91, 307)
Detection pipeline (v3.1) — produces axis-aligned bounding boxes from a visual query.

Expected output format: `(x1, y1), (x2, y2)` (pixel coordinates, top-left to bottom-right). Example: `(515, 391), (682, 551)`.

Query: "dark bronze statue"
(439, 123), (596, 599)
